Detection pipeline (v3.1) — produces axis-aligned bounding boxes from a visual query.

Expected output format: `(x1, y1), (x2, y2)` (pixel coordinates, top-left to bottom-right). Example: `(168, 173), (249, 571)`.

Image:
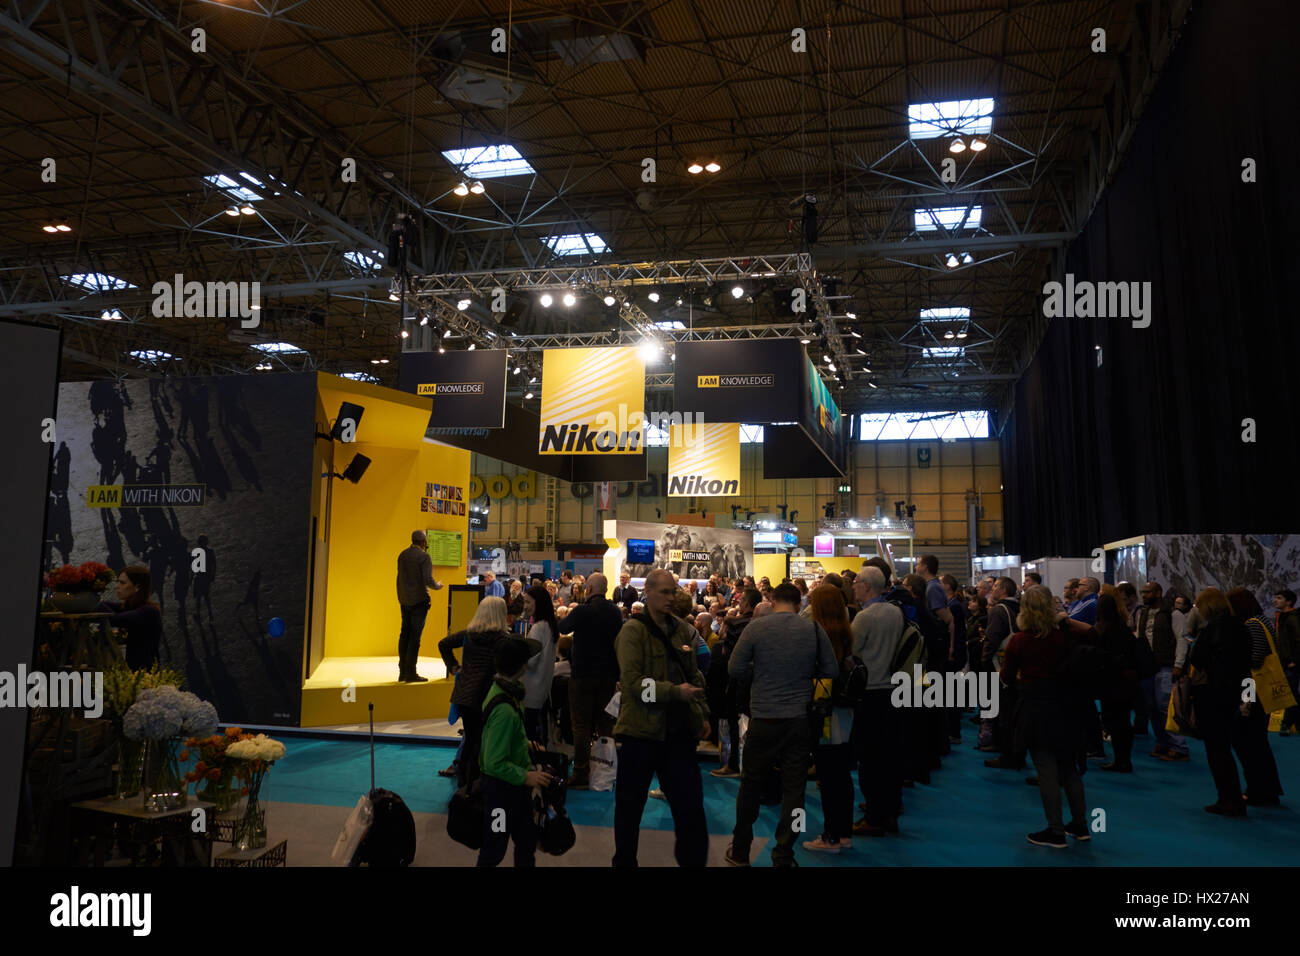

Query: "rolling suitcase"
(345, 703), (417, 867)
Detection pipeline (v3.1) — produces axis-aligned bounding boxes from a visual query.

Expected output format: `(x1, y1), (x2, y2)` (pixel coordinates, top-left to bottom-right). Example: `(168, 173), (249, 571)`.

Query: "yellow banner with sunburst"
(538, 347), (646, 454)
(667, 422), (740, 496)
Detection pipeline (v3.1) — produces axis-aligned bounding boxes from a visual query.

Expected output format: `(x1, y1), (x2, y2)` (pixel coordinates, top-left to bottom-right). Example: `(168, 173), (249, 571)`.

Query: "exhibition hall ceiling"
(0, 0), (1186, 413)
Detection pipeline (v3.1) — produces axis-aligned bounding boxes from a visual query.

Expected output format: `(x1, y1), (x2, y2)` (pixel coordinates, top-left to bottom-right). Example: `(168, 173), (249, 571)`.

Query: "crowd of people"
(409, 536), (1298, 865)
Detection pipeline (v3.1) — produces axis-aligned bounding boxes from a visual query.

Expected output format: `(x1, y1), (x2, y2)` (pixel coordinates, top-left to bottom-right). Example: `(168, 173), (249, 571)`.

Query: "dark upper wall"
(1002, 0), (1300, 558)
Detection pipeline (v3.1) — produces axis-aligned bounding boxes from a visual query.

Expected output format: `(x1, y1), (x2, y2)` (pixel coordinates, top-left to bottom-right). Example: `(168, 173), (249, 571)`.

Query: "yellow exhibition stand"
(300, 374), (470, 726)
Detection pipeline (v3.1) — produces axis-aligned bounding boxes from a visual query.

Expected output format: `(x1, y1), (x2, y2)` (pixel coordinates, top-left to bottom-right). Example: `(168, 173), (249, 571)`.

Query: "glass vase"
(142, 738), (188, 812)
(115, 738), (144, 799)
(233, 769), (268, 850)
(198, 770), (239, 813)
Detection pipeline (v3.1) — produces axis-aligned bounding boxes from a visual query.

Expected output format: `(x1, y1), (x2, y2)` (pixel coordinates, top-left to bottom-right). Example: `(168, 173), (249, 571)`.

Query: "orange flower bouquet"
(182, 726), (252, 812)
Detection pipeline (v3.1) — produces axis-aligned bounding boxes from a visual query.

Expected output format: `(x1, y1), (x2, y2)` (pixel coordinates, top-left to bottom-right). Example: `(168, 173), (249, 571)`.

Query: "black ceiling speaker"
(334, 453), (372, 484)
(802, 193), (818, 245)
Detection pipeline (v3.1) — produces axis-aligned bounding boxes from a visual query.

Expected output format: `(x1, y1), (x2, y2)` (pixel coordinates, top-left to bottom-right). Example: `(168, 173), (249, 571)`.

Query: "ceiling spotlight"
(675, 297), (683, 307)
(687, 162), (704, 174)
(944, 331), (955, 340)
(56, 224), (72, 232)
(855, 347), (866, 355)
(868, 380), (878, 389)
(454, 181), (469, 196)
(647, 290), (660, 303)
(957, 331), (968, 339)
(823, 354), (833, 364)
(420, 314), (429, 326)
(438, 344), (446, 354)
(240, 205), (256, 215)
(848, 329), (860, 338)
(524, 390), (534, 400)
(705, 161), (721, 173)
(379, 358), (389, 364)
(43, 224), (59, 232)
(946, 253), (960, 269)
(442, 328), (452, 338)
(969, 138), (988, 152)
(730, 285), (744, 299)
(388, 292), (400, 302)
(457, 298), (471, 311)
(670, 352), (676, 361)
(540, 293), (553, 308)
(603, 294), (616, 307)
(562, 292), (576, 307)
(469, 180), (485, 194)
(800, 336), (810, 344)
(223, 208), (240, 218)
(512, 366), (521, 375)
(948, 138), (966, 154)
(529, 376), (537, 384)
(468, 343), (476, 351)
(371, 358), (381, 365)
(637, 340), (661, 363)
(400, 329), (410, 338)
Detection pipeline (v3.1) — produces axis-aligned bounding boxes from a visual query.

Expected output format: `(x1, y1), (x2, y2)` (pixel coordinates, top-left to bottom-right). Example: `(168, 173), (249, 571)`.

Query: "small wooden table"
(71, 797), (216, 867)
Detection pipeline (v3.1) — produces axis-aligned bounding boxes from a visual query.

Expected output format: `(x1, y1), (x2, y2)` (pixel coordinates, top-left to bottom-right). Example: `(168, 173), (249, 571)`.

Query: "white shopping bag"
(589, 736), (619, 791)
(331, 795), (373, 865)
(604, 691), (621, 719)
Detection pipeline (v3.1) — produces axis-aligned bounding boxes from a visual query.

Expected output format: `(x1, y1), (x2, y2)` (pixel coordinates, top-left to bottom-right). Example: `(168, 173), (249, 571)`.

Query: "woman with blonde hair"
(1003, 585), (1092, 848)
(438, 596), (516, 787)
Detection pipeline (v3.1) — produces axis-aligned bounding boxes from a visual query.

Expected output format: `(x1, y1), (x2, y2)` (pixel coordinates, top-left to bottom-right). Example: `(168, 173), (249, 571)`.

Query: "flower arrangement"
(104, 661), (184, 727)
(226, 734), (287, 850)
(123, 686), (218, 741)
(183, 726), (253, 812)
(46, 561), (115, 593)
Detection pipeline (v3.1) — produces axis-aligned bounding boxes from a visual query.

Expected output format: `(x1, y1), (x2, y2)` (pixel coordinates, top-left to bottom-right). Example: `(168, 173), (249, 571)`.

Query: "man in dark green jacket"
(478, 637), (552, 867)
(612, 568), (710, 867)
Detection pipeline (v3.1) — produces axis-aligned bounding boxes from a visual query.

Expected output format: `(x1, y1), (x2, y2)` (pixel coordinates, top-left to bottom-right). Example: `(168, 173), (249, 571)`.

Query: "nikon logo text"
(151, 274), (260, 328)
(668, 475), (739, 496)
(417, 382), (484, 395)
(540, 424), (643, 452)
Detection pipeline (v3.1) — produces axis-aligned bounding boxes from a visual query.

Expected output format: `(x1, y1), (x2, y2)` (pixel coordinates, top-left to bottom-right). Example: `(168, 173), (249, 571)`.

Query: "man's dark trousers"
(855, 689), (903, 827)
(731, 716), (812, 865)
(612, 733), (708, 867)
(397, 600), (430, 679)
(568, 676), (616, 782)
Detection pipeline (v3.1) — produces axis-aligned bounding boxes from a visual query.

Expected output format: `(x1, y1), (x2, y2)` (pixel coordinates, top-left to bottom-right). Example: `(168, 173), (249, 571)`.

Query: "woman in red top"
(1003, 586), (1093, 849)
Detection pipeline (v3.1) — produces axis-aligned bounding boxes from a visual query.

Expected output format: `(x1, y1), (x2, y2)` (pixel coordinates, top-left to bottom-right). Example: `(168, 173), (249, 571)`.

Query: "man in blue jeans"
(396, 530), (443, 682)
(1137, 582), (1189, 760)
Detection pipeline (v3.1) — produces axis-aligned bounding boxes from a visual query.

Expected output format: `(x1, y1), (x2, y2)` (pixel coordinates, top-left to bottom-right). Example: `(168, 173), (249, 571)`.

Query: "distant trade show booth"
(603, 519), (754, 588)
(1102, 533), (1300, 605)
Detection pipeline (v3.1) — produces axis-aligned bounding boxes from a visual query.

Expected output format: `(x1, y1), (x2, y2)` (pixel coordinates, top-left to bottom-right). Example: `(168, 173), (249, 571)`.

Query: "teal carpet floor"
(251, 730), (1300, 866)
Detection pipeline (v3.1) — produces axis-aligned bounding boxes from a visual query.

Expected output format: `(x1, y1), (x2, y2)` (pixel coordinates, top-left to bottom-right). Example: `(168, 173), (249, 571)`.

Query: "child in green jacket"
(479, 637), (553, 867)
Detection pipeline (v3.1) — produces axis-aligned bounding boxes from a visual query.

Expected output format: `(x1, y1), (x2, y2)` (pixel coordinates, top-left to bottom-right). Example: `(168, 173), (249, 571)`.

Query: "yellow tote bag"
(1250, 618), (1299, 714)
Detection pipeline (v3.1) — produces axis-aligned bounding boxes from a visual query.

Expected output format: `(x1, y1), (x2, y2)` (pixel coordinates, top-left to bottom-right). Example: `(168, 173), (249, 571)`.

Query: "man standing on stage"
(397, 530), (443, 682)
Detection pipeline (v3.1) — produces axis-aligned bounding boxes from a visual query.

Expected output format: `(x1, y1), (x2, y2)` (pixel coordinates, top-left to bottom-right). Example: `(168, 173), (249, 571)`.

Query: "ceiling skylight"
(250, 342), (305, 354)
(914, 206), (983, 232)
(62, 273), (137, 292)
(441, 145), (535, 179)
(907, 99), (995, 140)
(920, 307), (971, 322)
(543, 233), (608, 256)
(204, 173), (263, 203)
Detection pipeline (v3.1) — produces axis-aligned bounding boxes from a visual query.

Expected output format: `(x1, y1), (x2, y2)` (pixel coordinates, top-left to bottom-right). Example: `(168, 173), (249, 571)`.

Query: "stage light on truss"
(675, 296), (683, 307)
(457, 298), (471, 311)
(442, 328), (453, 338)
(540, 293), (553, 308)
(468, 343), (476, 351)
(420, 313), (429, 326)
(730, 284), (744, 299)
(638, 340), (662, 363)
(512, 365), (521, 375)
(868, 380), (878, 389)
(524, 390), (534, 400)
(562, 292), (576, 307)
(438, 343), (446, 354)
(603, 294), (616, 306)
(647, 290), (661, 303)
(401, 329), (409, 338)
(799, 336), (810, 344)
(389, 291), (400, 301)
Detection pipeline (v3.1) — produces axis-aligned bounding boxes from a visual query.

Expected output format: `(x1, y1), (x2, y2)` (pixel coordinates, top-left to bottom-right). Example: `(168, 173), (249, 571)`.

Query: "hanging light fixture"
(969, 138), (988, 152)
(540, 293), (553, 308)
(948, 138), (966, 154)
(562, 292), (576, 307)
(469, 180), (485, 194)
(687, 162), (704, 174)
(454, 181), (469, 197)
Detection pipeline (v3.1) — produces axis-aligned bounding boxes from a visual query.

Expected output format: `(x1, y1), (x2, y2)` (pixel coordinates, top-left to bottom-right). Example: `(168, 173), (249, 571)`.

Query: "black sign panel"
(673, 339), (804, 422)
(398, 349), (508, 428)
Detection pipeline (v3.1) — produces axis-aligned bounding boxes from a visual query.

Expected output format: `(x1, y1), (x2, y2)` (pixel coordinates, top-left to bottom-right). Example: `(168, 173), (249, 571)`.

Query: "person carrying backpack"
(477, 637), (554, 867)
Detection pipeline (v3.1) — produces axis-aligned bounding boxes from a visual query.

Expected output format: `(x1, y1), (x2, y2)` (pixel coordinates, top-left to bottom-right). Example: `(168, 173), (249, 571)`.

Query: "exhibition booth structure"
(603, 519), (755, 589)
(1102, 533), (1300, 606)
(1020, 557), (1092, 594)
(811, 519), (916, 576)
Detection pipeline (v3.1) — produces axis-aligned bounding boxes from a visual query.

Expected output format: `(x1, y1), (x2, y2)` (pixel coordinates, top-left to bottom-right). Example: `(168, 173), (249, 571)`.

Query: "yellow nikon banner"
(539, 346), (645, 454)
(667, 421), (740, 496)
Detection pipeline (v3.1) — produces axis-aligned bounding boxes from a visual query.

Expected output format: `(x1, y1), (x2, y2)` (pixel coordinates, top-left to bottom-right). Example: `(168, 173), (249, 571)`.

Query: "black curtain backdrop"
(1002, 0), (1300, 559)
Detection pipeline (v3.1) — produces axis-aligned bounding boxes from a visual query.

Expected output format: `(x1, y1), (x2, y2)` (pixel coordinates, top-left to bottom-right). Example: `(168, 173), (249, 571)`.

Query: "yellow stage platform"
(300, 657), (453, 727)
